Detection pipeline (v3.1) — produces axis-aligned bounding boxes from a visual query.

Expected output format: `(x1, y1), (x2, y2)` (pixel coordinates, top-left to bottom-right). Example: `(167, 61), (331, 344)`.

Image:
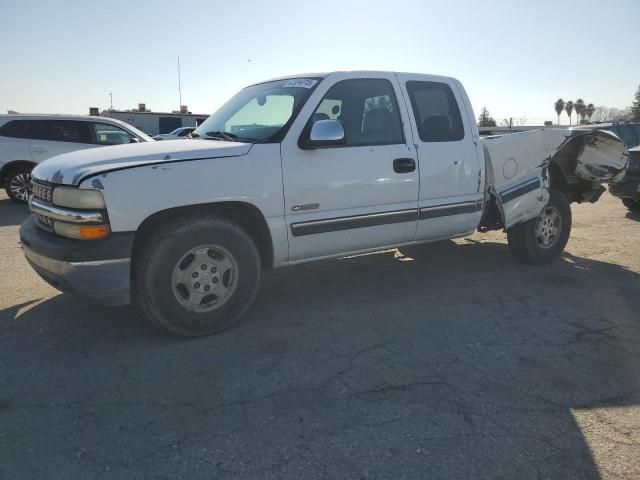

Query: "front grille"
(30, 180), (55, 231)
(32, 180), (53, 203)
(34, 213), (54, 231)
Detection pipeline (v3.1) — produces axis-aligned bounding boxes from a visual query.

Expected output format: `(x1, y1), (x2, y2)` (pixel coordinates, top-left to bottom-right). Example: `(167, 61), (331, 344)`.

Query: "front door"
(281, 74), (419, 262)
(396, 75), (483, 241)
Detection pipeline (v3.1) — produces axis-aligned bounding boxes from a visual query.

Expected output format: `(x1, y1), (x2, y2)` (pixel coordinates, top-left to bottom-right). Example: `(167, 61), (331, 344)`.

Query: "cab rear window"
(406, 81), (465, 142)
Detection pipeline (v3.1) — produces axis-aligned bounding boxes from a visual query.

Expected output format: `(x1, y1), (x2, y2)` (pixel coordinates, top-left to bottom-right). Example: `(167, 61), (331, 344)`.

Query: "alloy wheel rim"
(9, 173), (32, 201)
(171, 245), (238, 312)
(535, 206), (561, 249)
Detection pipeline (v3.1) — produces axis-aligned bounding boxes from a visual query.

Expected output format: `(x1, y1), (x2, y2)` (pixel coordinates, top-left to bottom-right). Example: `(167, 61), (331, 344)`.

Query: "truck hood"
(32, 139), (253, 185)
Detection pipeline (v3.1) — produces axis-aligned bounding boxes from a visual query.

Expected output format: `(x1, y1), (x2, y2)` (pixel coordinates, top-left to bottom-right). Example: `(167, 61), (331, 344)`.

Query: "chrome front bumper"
(29, 197), (106, 224)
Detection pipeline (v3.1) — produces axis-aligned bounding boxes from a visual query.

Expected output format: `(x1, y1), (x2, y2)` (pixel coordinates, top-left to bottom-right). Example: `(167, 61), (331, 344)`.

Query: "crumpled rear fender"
(481, 128), (628, 229)
(555, 129), (628, 183)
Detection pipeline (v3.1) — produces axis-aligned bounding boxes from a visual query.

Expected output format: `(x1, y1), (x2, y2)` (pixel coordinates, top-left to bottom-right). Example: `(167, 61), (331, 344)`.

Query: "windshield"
(168, 128), (183, 135)
(193, 78), (322, 142)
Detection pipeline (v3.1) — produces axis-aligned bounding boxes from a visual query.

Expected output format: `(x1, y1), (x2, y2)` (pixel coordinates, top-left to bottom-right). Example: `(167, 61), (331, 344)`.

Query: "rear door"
(29, 120), (97, 164)
(396, 74), (483, 240)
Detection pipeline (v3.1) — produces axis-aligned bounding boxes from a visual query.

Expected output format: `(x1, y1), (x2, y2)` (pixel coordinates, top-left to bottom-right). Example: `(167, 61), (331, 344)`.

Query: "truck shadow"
(1, 240), (638, 478)
(0, 197), (29, 227)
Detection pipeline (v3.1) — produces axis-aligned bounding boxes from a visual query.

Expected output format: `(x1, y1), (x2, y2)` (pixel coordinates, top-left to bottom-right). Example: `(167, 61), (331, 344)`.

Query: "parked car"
(592, 122), (640, 149)
(20, 71), (627, 337)
(0, 115), (151, 202)
(610, 145), (640, 211)
(153, 127), (196, 141)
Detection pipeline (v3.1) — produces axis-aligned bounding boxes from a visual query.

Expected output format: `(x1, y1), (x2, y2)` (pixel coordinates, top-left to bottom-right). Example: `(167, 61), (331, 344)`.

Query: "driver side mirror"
(300, 119), (345, 149)
(129, 137), (141, 143)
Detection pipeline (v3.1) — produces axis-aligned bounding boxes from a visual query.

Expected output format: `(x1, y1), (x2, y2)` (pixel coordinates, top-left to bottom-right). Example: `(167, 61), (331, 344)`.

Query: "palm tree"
(554, 98), (565, 125)
(585, 103), (595, 123)
(574, 99), (585, 125)
(565, 101), (574, 126)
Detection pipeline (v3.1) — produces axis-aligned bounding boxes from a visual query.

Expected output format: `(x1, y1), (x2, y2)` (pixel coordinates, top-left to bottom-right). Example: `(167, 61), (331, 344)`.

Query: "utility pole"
(109, 92), (113, 110)
(177, 56), (182, 108)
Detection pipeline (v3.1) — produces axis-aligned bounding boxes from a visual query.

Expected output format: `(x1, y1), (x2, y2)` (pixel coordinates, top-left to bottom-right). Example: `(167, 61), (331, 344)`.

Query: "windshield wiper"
(204, 131), (236, 141)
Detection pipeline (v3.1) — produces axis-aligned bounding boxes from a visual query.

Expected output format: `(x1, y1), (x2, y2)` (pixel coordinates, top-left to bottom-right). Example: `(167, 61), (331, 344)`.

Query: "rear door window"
(0, 120), (30, 138)
(406, 81), (465, 142)
(29, 120), (92, 143)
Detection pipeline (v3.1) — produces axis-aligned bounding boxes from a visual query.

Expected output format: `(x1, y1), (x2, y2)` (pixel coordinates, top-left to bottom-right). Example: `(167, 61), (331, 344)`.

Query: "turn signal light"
(54, 221), (111, 240)
(79, 225), (110, 239)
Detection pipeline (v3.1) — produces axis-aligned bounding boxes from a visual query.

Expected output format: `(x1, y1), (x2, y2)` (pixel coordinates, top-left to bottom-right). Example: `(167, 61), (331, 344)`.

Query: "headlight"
(52, 187), (106, 209)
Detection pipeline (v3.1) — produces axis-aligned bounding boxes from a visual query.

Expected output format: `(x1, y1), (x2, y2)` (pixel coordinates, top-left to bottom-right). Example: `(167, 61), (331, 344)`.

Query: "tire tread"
(133, 212), (261, 337)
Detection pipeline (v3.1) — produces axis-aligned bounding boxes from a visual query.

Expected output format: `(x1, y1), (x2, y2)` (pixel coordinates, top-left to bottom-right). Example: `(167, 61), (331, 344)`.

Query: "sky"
(1, 0), (638, 125)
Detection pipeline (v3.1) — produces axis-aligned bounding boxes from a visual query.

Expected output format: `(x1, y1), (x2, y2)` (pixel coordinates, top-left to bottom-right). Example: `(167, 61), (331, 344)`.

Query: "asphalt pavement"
(0, 191), (639, 479)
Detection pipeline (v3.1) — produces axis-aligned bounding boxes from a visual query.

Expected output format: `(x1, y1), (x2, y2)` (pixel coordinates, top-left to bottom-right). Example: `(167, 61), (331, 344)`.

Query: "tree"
(478, 107), (496, 127)
(592, 105), (610, 123)
(592, 106), (631, 123)
(631, 84), (640, 121)
(585, 103), (595, 123)
(565, 101), (574, 126)
(554, 98), (565, 125)
(574, 99), (586, 125)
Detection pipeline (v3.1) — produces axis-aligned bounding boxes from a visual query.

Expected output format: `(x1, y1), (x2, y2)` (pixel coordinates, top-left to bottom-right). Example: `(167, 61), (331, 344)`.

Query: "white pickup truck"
(20, 71), (628, 336)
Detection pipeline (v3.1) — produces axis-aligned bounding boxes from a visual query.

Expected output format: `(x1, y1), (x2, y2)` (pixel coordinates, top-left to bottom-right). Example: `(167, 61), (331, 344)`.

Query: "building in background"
(94, 104), (208, 136)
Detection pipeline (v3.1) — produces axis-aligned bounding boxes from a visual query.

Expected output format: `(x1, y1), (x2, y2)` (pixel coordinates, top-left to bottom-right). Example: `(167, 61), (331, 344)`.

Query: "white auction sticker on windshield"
(282, 79), (318, 89)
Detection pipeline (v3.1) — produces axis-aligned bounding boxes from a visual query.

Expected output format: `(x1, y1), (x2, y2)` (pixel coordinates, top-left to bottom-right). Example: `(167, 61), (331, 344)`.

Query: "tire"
(506, 189), (571, 265)
(133, 213), (261, 337)
(5, 165), (34, 203)
(622, 198), (640, 211)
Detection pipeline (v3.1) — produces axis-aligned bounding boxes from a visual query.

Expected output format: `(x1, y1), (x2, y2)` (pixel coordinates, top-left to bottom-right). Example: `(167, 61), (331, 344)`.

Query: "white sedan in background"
(153, 127), (196, 141)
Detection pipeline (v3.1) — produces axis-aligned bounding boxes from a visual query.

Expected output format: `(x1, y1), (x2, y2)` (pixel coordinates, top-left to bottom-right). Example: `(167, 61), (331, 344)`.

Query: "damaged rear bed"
(481, 128), (628, 230)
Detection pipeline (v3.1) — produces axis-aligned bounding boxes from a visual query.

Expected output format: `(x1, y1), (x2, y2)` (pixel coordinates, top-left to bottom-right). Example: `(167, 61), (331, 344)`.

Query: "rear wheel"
(622, 198), (640, 211)
(507, 189), (571, 265)
(134, 213), (261, 337)
(5, 165), (33, 203)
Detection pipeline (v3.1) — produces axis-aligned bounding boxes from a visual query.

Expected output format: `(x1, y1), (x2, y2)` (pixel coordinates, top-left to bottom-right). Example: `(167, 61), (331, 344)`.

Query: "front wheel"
(134, 213), (261, 337)
(622, 198), (640, 212)
(5, 165), (33, 203)
(507, 189), (572, 265)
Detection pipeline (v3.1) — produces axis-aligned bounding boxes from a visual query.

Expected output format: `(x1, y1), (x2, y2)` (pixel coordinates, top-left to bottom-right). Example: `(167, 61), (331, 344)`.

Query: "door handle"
(393, 158), (416, 173)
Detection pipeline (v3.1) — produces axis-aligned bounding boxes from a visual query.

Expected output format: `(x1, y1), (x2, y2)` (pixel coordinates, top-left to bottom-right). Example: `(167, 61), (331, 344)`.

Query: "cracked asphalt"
(0, 190), (639, 479)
